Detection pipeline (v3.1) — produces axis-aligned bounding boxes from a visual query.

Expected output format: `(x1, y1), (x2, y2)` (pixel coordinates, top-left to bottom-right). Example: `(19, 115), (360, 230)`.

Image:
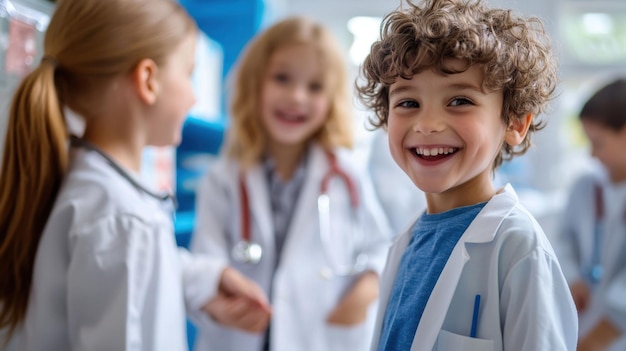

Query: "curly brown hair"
(357, 0), (558, 168)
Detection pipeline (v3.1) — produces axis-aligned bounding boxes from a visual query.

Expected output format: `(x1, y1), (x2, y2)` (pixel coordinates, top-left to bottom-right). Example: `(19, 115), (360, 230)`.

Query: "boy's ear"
(504, 113), (532, 146)
(132, 58), (159, 105)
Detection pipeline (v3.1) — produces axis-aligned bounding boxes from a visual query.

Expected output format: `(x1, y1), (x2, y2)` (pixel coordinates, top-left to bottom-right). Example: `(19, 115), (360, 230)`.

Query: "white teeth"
(415, 147), (456, 156)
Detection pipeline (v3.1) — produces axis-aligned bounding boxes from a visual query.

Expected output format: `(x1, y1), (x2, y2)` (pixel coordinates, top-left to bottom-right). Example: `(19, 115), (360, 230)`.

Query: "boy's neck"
(425, 175), (496, 214)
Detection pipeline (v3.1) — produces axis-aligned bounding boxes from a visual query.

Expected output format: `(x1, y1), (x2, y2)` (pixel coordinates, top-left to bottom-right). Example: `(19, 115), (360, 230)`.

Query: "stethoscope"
(70, 136), (177, 211)
(588, 182), (626, 285)
(589, 183), (604, 285)
(232, 151), (368, 277)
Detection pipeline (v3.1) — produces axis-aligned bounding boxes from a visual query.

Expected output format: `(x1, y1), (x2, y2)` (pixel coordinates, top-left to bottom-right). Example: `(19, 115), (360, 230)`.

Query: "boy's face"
(386, 60), (508, 213)
(581, 119), (626, 183)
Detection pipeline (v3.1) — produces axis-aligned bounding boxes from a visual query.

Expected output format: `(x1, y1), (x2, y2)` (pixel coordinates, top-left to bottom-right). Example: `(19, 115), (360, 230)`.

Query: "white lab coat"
(191, 144), (392, 351)
(14, 146), (224, 351)
(370, 184), (578, 351)
(555, 169), (626, 351)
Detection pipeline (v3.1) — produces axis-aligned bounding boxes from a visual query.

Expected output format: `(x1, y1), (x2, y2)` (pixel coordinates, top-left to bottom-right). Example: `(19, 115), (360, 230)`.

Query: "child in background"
(0, 0), (269, 350)
(555, 79), (626, 351)
(191, 16), (392, 351)
(357, 0), (578, 350)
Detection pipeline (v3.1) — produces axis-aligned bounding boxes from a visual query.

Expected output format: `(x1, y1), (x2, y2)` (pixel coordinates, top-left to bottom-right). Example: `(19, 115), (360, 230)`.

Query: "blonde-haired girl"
(0, 0), (269, 350)
(191, 16), (391, 351)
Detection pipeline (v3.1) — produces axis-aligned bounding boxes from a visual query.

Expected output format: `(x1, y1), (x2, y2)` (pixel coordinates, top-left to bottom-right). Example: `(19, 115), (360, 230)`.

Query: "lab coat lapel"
(410, 184), (519, 350)
(245, 165), (274, 254)
(280, 145), (326, 265)
(602, 183), (626, 278)
(370, 230), (413, 349)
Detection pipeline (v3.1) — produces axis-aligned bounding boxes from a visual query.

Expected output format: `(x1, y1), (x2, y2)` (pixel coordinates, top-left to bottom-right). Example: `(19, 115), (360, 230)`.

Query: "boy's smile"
(387, 61), (511, 213)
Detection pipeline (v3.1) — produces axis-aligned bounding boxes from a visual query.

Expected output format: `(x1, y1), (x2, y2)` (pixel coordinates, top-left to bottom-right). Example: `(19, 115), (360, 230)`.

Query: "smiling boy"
(358, 0), (578, 350)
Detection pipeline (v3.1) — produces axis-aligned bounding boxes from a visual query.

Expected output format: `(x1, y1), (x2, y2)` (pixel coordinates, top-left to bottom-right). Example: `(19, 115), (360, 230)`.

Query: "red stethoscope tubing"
(589, 182), (626, 284)
(321, 151), (359, 207)
(238, 151), (359, 246)
(594, 183), (603, 220)
(239, 175), (252, 243)
(593, 182), (626, 221)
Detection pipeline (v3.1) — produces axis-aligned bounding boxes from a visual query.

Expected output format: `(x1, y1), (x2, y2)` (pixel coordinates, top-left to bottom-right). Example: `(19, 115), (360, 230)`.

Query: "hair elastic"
(40, 56), (58, 68)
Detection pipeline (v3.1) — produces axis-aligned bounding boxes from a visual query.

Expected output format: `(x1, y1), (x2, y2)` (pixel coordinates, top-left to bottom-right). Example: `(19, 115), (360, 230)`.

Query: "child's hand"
(203, 293), (271, 333)
(202, 266), (272, 333)
(326, 271), (379, 326)
(570, 280), (591, 313)
(577, 317), (621, 351)
(218, 266), (272, 312)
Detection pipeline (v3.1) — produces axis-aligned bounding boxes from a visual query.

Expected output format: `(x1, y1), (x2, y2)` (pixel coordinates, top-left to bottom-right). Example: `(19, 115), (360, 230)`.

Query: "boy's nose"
(412, 112), (444, 134)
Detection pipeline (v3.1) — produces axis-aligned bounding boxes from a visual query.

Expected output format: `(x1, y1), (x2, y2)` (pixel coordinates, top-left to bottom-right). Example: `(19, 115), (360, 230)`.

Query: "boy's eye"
(397, 100), (419, 108)
(449, 97), (473, 106)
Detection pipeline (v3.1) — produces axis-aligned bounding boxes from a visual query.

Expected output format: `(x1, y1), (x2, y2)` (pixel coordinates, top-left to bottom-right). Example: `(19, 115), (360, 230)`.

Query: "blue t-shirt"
(377, 202), (487, 351)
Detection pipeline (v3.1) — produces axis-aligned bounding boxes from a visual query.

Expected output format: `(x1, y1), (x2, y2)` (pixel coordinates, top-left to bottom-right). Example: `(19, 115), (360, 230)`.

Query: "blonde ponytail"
(0, 60), (67, 338)
(0, 0), (195, 338)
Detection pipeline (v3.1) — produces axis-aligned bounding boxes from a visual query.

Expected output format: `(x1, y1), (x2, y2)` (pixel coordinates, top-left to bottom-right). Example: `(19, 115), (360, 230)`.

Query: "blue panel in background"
(175, 116), (225, 248)
(181, 0), (266, 81)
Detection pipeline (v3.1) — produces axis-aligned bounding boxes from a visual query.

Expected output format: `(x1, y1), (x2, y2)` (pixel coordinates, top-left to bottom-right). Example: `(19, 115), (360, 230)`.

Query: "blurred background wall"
(3, 0), (626, 249)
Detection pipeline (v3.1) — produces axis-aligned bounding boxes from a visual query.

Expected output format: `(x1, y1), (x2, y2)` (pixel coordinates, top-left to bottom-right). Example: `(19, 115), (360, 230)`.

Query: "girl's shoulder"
(57, 148), (171, 232)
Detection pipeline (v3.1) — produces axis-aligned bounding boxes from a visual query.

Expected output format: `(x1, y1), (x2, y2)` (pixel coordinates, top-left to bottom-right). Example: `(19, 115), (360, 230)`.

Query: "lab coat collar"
(244, 164), (274, 254)
(461, 184), (518, 244)
(409, 183), (519, 350)
(70, 136), (176, 207)
(242, 145), (326, 262)
(372, 184), (519, 351)
(278, 145), (327, 265)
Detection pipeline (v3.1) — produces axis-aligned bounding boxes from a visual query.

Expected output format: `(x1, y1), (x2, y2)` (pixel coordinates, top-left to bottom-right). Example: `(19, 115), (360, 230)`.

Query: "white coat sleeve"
(66, 215), (156, 351)
(178, 248), (225, 316)
(554, 174), (595, 284)
(190, 164), (232, 261)
(500, 246), (578, 350)
(187, 165), (232, 327)
(606, 268), (626, 333)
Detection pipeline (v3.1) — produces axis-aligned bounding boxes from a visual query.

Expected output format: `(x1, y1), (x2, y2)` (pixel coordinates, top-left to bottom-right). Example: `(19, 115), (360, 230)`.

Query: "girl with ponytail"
(0, 0), (270, 350)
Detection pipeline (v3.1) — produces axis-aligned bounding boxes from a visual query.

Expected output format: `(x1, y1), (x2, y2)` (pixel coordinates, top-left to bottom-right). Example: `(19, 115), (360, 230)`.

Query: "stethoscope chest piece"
(232, 241), (263, 264)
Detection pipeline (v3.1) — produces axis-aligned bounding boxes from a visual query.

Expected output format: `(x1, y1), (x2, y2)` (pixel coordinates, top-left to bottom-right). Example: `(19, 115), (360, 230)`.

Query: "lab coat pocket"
(326, 321), (370, 351)
(435, 329), (494, 351)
